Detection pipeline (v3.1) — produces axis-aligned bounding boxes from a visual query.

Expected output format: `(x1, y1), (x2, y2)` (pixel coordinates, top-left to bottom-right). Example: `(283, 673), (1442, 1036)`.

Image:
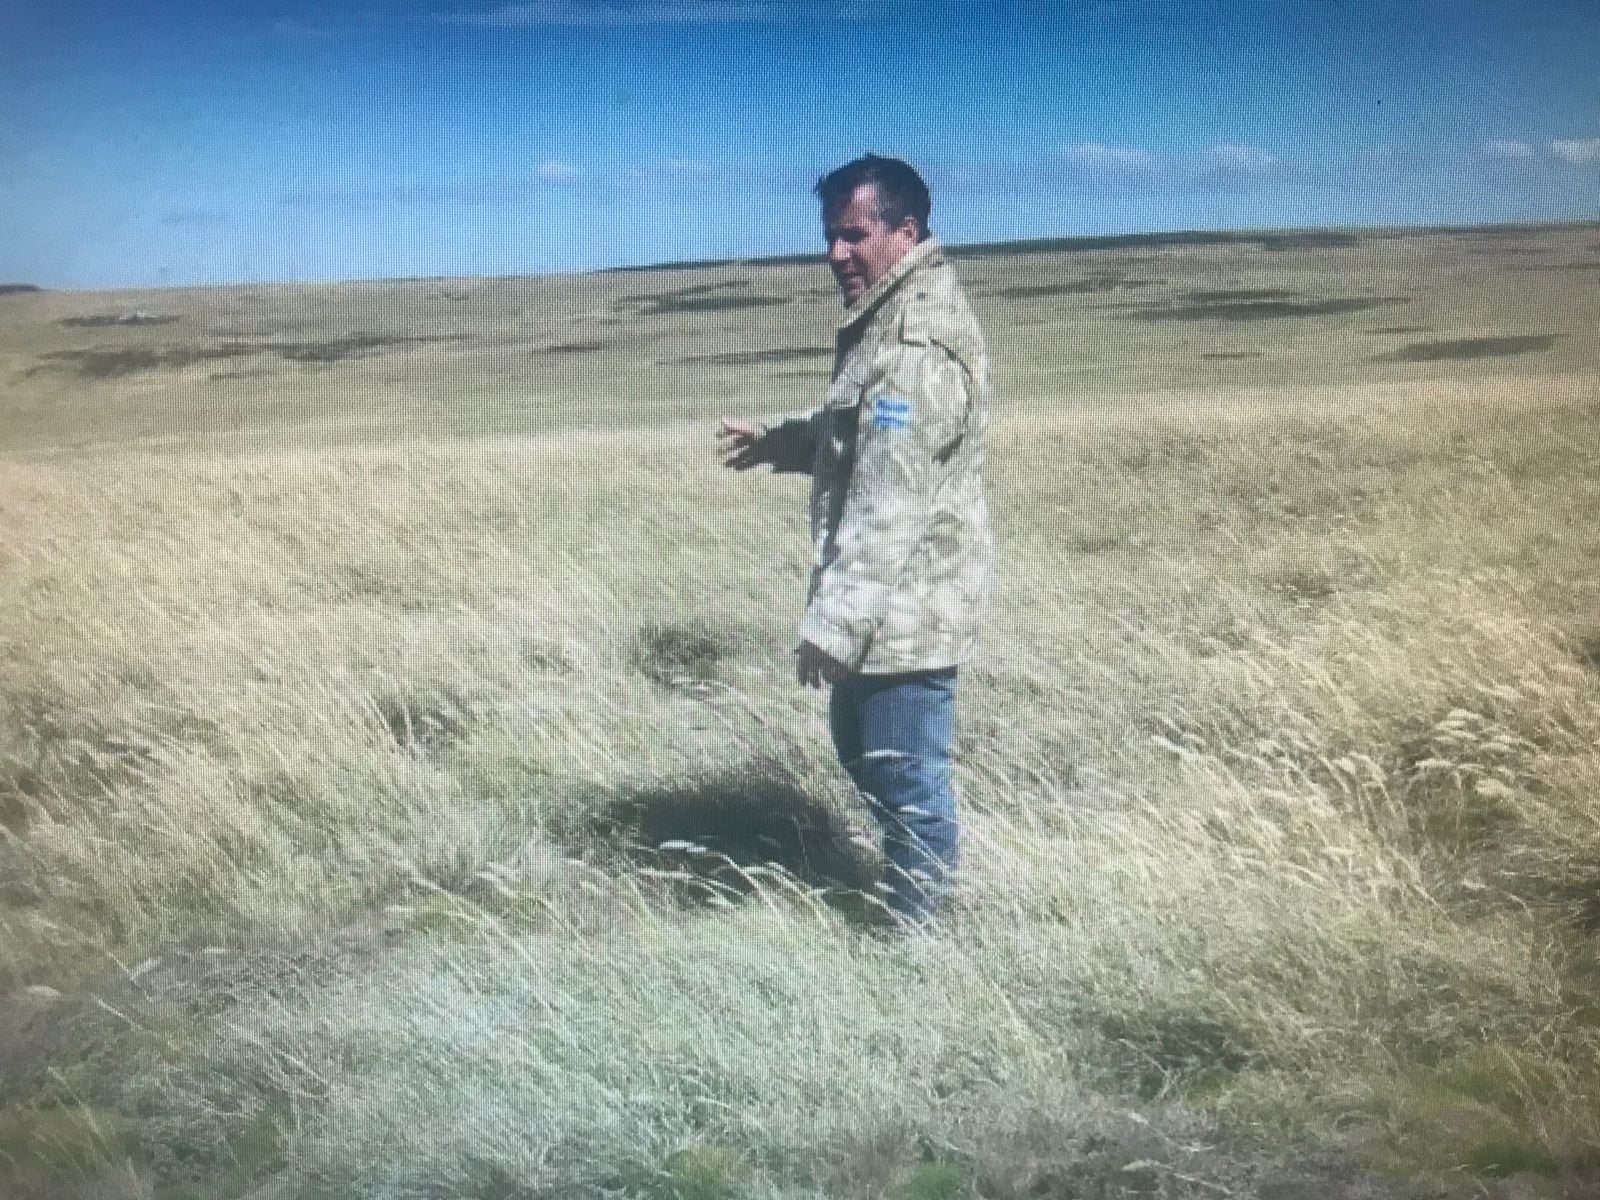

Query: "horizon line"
(9, 215), (1598, 296)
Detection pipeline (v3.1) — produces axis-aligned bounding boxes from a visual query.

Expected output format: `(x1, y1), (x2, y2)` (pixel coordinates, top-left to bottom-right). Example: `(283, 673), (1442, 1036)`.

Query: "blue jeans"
(828, 668), (959, 923)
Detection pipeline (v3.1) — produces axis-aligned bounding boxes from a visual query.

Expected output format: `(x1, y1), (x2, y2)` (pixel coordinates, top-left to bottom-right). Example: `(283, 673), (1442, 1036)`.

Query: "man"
(717, 154), (994, 925)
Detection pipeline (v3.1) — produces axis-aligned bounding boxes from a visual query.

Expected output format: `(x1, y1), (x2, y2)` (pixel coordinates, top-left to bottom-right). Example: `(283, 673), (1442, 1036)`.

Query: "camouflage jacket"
(764, 237), (994, 674)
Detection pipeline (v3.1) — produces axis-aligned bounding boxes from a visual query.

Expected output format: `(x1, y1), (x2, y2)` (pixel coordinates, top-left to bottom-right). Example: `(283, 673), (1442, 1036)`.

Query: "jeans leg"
(837, 669), (958, 923)
(828, 676), (863, 769)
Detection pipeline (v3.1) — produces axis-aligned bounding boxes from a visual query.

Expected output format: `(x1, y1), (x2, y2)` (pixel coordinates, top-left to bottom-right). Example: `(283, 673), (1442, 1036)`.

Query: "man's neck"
(838, 237), (942, 330)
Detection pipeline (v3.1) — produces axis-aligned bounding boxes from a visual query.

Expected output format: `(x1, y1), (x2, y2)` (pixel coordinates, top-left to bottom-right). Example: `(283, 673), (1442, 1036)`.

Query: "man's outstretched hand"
(796, 640), (846, 689)
(717, 418), (771, 470)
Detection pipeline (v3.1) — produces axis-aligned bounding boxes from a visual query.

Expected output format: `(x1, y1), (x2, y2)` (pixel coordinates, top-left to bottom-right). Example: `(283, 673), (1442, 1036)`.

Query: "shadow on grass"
(588, 759), (882, 924)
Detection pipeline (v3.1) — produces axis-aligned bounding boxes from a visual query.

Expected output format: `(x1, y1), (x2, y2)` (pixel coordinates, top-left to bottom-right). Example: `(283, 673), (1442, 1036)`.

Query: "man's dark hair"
(815, 154), (932, 240)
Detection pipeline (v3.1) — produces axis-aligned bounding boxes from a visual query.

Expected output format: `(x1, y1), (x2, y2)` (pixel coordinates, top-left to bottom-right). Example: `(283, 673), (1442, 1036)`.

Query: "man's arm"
(797, 342), (971, 669)
(717, 412), (818, 474)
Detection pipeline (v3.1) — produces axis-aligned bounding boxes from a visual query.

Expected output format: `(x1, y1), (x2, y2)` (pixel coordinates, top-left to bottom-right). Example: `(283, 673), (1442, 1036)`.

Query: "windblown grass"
(3, 227), (1600, 1197)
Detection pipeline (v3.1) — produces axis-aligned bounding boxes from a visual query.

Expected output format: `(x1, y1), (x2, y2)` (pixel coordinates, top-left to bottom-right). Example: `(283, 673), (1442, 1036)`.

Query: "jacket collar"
(836, 236), (944, 333)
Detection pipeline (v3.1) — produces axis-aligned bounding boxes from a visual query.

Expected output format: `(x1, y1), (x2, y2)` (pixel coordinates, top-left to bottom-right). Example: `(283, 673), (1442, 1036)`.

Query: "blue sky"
(2, 0), (1596, 289)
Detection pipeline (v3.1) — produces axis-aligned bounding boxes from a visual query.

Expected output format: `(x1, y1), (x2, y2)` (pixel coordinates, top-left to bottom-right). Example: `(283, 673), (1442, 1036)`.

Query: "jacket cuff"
(763, 414), (818, 475)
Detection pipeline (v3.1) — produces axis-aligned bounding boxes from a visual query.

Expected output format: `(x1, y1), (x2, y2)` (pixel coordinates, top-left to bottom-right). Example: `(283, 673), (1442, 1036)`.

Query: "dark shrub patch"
(542, 340), (608, 354)
(1134, 296), (1408, 322)
(1255, 230), (1361, 250)
(38, 334), (447, 377)
(1183, 288), (1301, 303)
(1267, 566), (1339, 605)
(1380, 335), (1559, 362)
(275, 334), (436, 363)
(370, 685), (474, 753)
(673, 347), (830, 366)
(1060, 531), (1125, 554)
(1098, 1010), (1255, 1099)
(950, 229), (1361, 258)
(630, 619), (740, 688)
(602, 257), (744, 274)
(1467, 244), (1544, 256)
(614, 280), (793, 316)
(1570, 629), (1600, 673)
(39, 344), (260, 378)
(0, 284), (41, 295)
(640, 294), (789, 316)
(57, 313), (180, 327)
(990, 276), (1157, 299)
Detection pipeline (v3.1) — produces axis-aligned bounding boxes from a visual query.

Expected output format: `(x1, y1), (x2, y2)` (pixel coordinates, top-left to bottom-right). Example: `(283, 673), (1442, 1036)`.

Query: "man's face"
(823, 183), (919, 306)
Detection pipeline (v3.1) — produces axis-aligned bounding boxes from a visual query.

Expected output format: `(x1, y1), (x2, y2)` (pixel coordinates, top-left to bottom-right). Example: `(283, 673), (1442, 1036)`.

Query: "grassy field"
(2, 222), (1600, 1198)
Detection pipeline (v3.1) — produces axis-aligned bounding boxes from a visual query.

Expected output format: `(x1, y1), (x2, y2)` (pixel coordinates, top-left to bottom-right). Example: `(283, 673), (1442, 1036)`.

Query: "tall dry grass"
(3, 367), (1600, 1197)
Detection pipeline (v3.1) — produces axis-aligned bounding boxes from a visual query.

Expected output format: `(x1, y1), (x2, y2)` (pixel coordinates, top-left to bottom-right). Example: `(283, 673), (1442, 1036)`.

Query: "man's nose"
(827, 239), (849, 263)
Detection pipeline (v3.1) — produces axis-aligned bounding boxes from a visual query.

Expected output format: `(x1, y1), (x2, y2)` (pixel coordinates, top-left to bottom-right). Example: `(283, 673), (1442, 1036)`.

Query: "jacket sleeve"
(761, 409), (820, 474)
(797, 340), (971, 668)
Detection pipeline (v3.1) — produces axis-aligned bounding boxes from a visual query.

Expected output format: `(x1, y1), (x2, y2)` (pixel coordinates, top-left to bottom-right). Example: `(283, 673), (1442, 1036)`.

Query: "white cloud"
(1481, 139), (1536, 159)
(537, 159), (583, 183)
(438, 2), (786, 26)
(1201, 143), (1278, 175)
(1060, 142), (1157, 172)
(1550, 138), (1600, 165)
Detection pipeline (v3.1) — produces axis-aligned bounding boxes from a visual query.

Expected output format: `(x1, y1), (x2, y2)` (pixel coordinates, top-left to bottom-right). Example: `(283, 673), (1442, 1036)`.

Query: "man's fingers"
(716, 419), (765, 470)
(796, 643), (817, 688)
(794, 642), (842, 689)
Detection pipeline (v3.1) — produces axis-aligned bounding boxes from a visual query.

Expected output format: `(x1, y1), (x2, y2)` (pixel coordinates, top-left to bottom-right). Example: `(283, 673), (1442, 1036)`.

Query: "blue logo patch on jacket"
(871, 394), (913, 430)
